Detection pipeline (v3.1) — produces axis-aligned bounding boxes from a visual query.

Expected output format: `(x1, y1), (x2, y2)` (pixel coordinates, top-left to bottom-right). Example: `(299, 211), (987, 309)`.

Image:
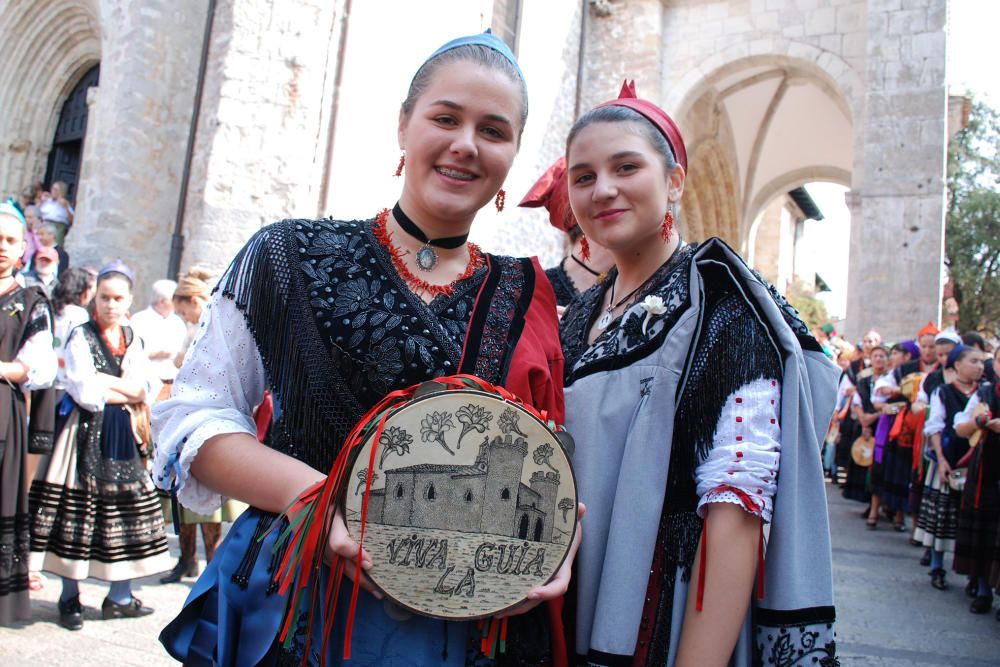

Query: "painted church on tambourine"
(367, 433), (559, 543)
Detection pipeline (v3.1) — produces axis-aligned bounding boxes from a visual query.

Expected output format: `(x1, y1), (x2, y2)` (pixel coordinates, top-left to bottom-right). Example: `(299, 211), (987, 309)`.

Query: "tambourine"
(851, 435), (874, 467)
(899, 372), (925, 404)
(969, 402), (990, 448)
(343, 380), (578, 620)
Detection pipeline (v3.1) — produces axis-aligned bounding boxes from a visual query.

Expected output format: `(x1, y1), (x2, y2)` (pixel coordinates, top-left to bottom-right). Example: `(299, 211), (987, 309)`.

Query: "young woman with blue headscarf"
(915, 344), (984, 591)
(0, 201), (57, 626)
(152, 31), (578, 666)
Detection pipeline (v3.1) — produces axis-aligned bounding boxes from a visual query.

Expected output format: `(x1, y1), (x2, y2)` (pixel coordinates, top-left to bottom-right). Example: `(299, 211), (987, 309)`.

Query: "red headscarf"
(917, 321), (939, 338)
(518, 156), (577, 233)
(598, 80), (688, 171)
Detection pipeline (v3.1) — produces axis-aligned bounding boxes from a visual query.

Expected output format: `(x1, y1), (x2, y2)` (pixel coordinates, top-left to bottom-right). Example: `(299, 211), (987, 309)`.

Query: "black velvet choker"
(392, 203), (469, 272)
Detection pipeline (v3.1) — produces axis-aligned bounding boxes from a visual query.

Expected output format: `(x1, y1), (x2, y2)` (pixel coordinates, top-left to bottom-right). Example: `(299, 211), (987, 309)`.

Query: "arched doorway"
(44, 64), (99, 202)
(518, 514), (529, 539)
(532, 517), (543, 542)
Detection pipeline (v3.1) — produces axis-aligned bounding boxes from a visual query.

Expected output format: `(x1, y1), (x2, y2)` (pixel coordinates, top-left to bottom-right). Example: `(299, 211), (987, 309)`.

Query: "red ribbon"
(695, 486), (765, 613)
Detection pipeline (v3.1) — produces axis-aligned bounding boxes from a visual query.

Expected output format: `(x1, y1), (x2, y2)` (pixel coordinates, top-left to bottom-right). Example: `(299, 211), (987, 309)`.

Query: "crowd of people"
(0, 187), (248, 632)
(824, 322), (1000, 620)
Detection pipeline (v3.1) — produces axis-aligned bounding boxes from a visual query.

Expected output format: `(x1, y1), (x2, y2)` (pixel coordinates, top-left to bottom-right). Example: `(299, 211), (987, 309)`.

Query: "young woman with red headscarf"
(559, 83), (838, 666)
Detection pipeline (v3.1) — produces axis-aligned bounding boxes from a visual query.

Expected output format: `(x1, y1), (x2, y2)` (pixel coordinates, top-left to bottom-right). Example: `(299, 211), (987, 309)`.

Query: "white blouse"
(696, 377), (781, 523)
(151, 291), (265, 515)
(63, 325), (159, 412)
(53, 304), (90, 390)
(15, 301), (57, 391)
(924, 390), (946, 436)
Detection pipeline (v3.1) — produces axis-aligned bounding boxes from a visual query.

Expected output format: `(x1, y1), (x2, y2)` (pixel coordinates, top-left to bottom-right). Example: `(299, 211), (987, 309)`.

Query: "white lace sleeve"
(924, 390), (946, 436)
(64, 328), (111, 411)
(16, 302), (56, 390)
(151, 290), (266, 514)
(695, 377), (781, 523)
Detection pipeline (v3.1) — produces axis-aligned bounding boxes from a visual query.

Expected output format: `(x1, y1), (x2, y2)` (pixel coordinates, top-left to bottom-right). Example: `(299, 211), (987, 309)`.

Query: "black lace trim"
(562, 244), (695, 386)
(754, 607), (838, 667)
(544, 262), (577, 308)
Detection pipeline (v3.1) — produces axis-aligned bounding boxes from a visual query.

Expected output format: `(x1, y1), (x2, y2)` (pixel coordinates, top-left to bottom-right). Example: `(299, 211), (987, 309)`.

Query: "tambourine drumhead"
(344, 388), (578, 620)
(970, 403), (989, 448)
(851, 435), (874, 467)
(899, 373), (925, 403)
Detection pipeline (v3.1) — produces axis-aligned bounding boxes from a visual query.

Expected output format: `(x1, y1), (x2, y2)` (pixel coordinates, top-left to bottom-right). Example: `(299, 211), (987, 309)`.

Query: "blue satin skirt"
(159, 508), (471, 666)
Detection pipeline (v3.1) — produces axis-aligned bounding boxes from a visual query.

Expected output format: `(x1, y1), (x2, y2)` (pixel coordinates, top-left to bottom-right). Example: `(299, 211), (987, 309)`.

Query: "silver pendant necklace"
(597, 278), (644, 331)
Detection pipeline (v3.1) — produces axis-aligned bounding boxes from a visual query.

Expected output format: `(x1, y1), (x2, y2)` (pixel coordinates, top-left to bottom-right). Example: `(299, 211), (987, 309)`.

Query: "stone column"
(71, 0), (206, 304)
(177, 0), (345, 276)
(845, 0), (948, 341)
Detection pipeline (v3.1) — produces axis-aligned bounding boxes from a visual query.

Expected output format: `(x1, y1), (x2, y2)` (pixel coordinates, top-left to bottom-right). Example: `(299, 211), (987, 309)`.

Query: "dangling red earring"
(580, 235), (591, 262)
(495, 189), (506, 213)
(394, 151), (406, 177)
(661, 207), (674, 242)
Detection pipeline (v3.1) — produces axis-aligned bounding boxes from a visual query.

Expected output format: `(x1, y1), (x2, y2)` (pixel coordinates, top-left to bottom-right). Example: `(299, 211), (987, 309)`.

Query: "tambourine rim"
(343, 387), (579, 621)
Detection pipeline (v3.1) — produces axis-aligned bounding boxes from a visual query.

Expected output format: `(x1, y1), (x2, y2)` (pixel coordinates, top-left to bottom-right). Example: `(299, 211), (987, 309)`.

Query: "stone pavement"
(3, 485), (1000, 665)
(829, 481), (1000, 666)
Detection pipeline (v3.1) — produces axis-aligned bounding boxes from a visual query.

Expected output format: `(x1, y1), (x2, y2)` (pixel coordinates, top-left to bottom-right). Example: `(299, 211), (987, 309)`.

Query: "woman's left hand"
(497, 502), (585, 618)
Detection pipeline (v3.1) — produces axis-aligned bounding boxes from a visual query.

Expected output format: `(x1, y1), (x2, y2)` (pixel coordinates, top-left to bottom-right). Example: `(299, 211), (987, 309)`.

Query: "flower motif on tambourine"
(640, 295), (666, 335)
(378, 426), (413, 468)
(456, 404), (492, 448)
(498, 406), (527, 437)
(420, 410), (455, 455)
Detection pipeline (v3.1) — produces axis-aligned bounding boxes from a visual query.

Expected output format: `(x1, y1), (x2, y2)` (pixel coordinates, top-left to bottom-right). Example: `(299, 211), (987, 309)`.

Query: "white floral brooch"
(5, 302), (23, 317)
(640, 295), (666, 335)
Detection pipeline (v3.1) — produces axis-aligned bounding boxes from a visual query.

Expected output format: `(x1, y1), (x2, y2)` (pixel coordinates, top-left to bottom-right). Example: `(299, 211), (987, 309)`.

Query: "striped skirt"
(28, 409), (171, 581)
(914, 461), (960, 553)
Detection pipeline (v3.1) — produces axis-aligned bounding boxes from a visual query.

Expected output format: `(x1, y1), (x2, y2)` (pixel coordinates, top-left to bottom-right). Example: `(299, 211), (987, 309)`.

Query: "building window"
(465, 489), (473, 503)
(426, 483), (436, 501)
(491, 0), (522, 56)
(395, 484), (404, 498)
(500, 487), (510, 501)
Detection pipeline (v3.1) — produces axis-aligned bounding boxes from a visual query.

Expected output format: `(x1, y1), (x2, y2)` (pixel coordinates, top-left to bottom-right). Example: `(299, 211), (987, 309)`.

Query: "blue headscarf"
(946, 344), (969, 369)
(417, 29), (523, 84)
(97, 258), (136, 286)
(899, 339), (920, 360)
(0, 199), (27, 231)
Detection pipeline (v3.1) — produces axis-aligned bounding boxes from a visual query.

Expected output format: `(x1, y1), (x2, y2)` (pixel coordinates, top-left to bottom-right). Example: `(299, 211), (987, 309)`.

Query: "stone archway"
(0, 0), (101, 196)
(671, 49), (856, 255)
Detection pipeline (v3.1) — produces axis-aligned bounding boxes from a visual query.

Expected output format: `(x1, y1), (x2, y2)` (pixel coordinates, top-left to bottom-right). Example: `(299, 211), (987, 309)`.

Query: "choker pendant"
(597, 307), (614, 331)
(415, 244), (439, 271)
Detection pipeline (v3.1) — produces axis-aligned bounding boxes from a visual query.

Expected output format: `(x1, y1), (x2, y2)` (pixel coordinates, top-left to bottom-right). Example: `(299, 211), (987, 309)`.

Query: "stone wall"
(0, 0), (101, 201)
(178, 0), (346, 278)
(845, 0), (948, 341)
(71, 0), (206, 306)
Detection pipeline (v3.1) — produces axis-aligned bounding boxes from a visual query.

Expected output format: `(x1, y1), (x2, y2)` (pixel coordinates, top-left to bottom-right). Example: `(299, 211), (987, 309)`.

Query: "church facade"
(368, 433), (559, 543)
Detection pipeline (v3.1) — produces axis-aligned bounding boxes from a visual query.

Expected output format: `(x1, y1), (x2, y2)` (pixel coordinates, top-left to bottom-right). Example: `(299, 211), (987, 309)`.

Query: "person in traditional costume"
(866, 342), (915, 529)
(841, 346), (887, 508)
(29, 261), (171, 630)
(910, 328), (958, 560)
(158, 267), (246, 585)
(913, 345), (984, 591)
(0, 201), (57, 625)
(151, 31), (579, 666)
(558, 82), (838, 666)
(953, 345), (1000, 615)
(519, 158), (614, 307)
(872, 340), (922, 531)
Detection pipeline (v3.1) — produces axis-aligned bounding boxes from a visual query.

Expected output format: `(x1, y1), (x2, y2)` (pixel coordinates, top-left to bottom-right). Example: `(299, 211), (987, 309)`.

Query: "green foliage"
(946, 100), (1000, 336)
(787, 280), (830, 332)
